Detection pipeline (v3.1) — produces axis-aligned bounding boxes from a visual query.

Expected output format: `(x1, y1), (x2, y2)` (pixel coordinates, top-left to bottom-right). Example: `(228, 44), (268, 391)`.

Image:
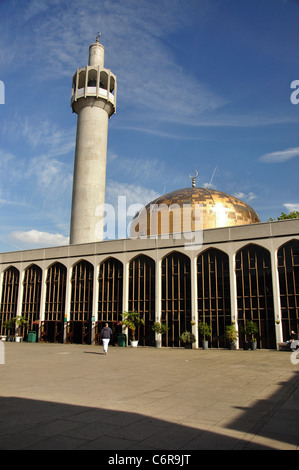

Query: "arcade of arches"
(0, 239), (298, 349)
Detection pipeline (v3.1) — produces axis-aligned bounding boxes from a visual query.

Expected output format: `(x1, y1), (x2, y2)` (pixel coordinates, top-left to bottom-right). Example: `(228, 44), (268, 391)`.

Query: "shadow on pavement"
(0, 395), (277, 450)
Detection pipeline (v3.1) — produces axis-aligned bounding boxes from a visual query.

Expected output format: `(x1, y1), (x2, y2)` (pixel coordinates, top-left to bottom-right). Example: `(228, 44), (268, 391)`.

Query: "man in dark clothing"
(101, 323), (113, 354)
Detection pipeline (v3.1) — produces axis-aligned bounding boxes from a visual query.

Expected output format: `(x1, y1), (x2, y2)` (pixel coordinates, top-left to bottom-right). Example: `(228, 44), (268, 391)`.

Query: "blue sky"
(0, 0), (298, 251)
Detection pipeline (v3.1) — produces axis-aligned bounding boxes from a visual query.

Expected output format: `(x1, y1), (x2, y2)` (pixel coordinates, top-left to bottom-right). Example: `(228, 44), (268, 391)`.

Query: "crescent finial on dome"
(189, 170), (198, 187)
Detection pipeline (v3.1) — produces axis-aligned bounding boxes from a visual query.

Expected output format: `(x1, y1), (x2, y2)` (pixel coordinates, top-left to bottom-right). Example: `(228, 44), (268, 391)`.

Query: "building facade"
(0, 219), (298, 349)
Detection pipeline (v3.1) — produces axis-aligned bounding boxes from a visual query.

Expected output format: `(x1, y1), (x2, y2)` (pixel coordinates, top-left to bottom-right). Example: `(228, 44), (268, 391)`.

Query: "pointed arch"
(21, 264), (42, 333)
(99, 70), (108, 91)
(68, 260), (93, 345)
(161, 251), (191, 347)
(128, 254), (155, 346)
(0, 266), (20, 334)
(235, 243), (275, 349)
(98, 257), (123, 324)
(70, 260), (94, 322)
(44, 261), (67, 341)
(197, 247), (231, 348)
(43, 262), (67, 343)
(277, 239), (299, 341)
(87, 67), (97, 87)
(78, 69), (86, 90)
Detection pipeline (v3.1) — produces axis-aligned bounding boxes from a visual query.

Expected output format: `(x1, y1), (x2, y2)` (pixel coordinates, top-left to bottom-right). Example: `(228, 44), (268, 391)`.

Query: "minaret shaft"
(70, 104), (108, 244)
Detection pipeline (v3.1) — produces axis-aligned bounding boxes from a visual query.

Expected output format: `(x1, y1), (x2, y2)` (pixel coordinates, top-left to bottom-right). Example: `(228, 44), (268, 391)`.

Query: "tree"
(121, 311), (145, 342)
(269, 211), (299, 221)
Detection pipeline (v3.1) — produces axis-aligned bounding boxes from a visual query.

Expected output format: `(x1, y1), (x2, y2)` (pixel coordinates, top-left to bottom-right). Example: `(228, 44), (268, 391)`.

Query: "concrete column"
(38, 267), (47, 340)
(154, 256), (162, 347)
(229, 252), (239, 347)
(16, 269), (24, 318)
(190, 254), (198, 347)
(91, 262), (99, 344)
(122, 260), (129, 343)
(63, 265), (72, 343)
(271, 248), (283, 347)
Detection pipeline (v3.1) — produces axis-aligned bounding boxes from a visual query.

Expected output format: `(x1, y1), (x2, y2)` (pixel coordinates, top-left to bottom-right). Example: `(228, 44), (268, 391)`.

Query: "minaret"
(70, 35), (117, 244)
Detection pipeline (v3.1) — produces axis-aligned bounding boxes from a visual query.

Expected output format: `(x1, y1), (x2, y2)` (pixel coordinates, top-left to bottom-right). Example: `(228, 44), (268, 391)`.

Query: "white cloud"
(2, 0), (225, 121)
(260, 146), (299, 163)
(25, 155), (72, 193)
(234, 191), (257, 202)
(283, 203), (299, 213)
(10, 229), (69, 247)
(2, 114), (75, 157)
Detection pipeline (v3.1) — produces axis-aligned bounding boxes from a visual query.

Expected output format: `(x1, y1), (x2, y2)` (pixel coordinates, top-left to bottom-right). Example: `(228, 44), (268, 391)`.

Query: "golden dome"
(130, 187), (260, 238)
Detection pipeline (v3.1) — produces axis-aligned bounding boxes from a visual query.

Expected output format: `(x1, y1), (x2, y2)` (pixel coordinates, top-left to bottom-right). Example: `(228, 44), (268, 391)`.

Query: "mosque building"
(0, 39), (298, 349)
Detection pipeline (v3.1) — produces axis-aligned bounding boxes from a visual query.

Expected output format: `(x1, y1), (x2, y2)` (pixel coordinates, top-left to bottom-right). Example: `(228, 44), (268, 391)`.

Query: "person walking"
(101, 323), (113, 355)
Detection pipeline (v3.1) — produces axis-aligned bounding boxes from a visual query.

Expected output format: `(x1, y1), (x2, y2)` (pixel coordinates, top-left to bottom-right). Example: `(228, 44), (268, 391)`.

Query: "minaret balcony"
(72, 86), (115, 103)
(71, 66), (117, 112)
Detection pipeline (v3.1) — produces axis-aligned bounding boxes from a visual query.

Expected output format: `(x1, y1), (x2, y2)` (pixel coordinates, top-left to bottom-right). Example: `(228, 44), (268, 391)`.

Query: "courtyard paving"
(0, 341), (299, 451)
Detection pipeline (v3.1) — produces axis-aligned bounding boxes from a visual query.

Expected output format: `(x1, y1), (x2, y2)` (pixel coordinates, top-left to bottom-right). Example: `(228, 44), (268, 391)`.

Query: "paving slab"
(0, 342), (299, 451)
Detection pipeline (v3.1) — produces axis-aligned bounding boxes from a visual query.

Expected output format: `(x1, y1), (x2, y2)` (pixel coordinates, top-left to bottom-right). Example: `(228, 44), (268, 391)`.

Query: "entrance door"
(40, 321), (64, 343)
(66, 321), (91, 344)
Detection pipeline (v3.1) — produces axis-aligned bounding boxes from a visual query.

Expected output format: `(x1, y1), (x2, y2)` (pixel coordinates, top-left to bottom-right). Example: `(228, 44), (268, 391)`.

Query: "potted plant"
(121, 311), (145, 347)
(225, 324), (238, 350)
(243, 320), (258, 350)
(15, 316), (29, 342)
(2, 318), (15, 341)
(179, 331), (196, 349)
(198, 321), (212, 349)
(152, 322), (169, 348)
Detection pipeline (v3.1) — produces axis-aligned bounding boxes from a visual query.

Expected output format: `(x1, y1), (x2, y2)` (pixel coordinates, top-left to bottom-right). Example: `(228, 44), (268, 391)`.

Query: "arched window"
(78, 70), (86, 90)
(87, 68), (97, 87)
(99, 71), (108, 90)
(98, 257), (123, 323)
(0, 266), (19, 334)
(70, 260), (93, 322)
(277, 240), (299, 341)
(43, 262), (67, 343)
(236, 244), (275, 349)
(129, 255), (155, 346)
(197, 249), (231, 348)
(22, 264), (42, 327)
(69, 260), (93, 345)
(45, 263), (67, 322)
(161, 252), (191, 347)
